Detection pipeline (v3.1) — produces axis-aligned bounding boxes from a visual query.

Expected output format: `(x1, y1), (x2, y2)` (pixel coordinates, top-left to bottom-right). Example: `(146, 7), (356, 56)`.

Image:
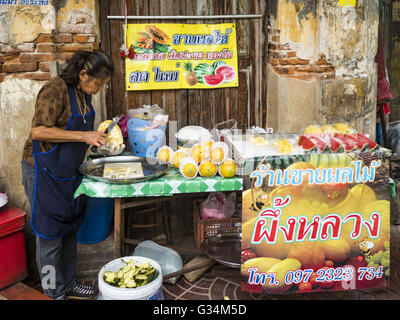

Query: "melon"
(356, 133), (378, 151)
(203, 74), (224, 86)
(333, 134), (358, 152)
(215, 65), (236, 83)
(298, 135), (316, 151)
(194, 63), (214, 84)
(310, 134), (342, 153)
(343, 134), (368, 151)
(212, 60), (226, 72)
(308, 136), (328, 152)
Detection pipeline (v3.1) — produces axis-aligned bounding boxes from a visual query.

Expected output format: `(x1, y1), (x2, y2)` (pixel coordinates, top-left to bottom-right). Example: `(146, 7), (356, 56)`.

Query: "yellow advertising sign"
(339, 0), (356, 6)
(125, 23), (238, 91)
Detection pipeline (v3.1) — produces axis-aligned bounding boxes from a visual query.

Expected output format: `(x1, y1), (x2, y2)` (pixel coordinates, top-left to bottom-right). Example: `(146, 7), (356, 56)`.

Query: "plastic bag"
(200, 192), (236, 219)
(118, 114), (129, 138)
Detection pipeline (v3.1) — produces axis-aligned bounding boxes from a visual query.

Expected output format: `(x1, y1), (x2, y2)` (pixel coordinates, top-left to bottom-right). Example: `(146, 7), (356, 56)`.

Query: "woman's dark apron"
(31, 86), (95, 239)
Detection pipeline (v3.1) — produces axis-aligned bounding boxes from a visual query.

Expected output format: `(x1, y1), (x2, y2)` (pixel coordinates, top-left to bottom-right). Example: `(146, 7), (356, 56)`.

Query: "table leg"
(114, 198), (121, 258)
(162, 200), (171, 243)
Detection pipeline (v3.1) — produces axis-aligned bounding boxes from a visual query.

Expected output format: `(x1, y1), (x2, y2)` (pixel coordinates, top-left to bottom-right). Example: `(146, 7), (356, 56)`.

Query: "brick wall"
(268, 29), (335, 80)
(0, 32), (99, 82)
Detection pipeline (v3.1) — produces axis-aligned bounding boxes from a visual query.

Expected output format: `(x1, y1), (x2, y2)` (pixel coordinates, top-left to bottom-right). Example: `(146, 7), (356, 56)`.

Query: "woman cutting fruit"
(21, 50), (114, 300)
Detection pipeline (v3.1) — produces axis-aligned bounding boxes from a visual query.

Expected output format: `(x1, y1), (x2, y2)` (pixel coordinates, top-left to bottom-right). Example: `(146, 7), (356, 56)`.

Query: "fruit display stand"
(74, 166), (243, 258)
(236, 131), (392, 294)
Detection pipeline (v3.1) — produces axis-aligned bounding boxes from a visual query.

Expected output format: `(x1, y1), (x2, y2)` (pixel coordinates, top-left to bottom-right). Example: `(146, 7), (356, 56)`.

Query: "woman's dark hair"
(60, 50), (115, 87)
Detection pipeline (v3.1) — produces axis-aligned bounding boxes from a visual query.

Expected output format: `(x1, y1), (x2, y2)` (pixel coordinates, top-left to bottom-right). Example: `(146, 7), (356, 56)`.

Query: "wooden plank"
(109, 0), (126, 116)
(236, 0), (250, 56)
(126, 0), (152, 110)
(99, 0), (113, 119)
(113, 197), (121, 258)
(186, 0), (203, 127)
(237, 69), (250, 130)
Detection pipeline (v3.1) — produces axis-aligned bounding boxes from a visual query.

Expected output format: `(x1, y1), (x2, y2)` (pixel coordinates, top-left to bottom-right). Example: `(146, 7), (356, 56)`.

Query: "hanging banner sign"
(124, 23), (239, 91)
(241, 150), (390, 294)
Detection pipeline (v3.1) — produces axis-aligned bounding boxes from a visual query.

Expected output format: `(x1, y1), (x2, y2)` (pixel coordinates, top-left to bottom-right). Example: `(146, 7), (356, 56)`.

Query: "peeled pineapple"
(97, 120), (125, 155)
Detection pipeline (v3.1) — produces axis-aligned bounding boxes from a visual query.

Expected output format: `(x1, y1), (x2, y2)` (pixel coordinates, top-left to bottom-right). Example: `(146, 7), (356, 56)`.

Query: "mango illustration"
(263, 258), (302, 293)
(241, 257), (281, 278)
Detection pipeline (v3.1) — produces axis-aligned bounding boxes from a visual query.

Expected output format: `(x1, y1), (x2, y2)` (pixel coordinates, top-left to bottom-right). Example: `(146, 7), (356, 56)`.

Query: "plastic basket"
(127, 117), (166, 157)
(193, 198), (241, 249)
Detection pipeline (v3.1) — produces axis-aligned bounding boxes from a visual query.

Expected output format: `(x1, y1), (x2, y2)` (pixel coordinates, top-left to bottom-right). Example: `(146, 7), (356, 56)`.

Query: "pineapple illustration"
(183, 62), (198, 86)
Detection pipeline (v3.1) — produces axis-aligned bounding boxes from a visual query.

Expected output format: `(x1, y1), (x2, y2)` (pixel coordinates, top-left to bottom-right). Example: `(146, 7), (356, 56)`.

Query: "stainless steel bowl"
(79, 155), (169, 184)
(201, 232), (242, 268)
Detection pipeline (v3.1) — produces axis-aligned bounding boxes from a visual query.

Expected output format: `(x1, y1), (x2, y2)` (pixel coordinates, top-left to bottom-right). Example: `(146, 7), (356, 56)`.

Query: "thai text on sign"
(124, 23), (239, 91)
(241, 151), (390, 294)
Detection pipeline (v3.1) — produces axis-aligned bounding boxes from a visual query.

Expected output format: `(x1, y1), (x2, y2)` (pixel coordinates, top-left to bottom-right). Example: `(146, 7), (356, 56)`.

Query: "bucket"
(127, 117), (166, 157)
(98, 256), (163, 300)
(77, 198), (114, 244)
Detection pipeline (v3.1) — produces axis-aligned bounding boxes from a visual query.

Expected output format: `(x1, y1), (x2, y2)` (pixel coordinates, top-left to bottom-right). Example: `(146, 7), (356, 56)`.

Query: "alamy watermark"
(41, 265), (56, 290)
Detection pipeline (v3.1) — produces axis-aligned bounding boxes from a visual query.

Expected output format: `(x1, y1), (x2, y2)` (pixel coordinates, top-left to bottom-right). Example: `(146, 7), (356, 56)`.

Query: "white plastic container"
(133, 240), (183, 284)
(98, 256), (163, 300)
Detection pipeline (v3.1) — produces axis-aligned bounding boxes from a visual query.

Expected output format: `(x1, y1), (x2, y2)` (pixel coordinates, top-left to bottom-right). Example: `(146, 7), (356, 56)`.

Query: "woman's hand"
(31, 125), (108, 147)
(83, 130), (107, 147)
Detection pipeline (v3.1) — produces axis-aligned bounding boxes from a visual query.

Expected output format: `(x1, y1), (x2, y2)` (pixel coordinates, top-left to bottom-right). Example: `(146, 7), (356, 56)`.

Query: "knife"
(91, 116), (122, 153)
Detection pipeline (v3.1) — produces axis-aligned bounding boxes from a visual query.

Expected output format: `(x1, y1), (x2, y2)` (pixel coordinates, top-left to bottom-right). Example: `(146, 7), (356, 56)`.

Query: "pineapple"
(183, 62), (197, 86)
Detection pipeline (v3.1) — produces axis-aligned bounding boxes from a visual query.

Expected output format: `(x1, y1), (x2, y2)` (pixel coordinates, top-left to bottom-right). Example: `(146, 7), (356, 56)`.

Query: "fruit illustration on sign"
(183, 62), (198, 86)
(203, 74), (224, 86)
(215, 64), (236, 83)
(193, 61), (236, 86)
(135, 31), (153, 49)
(145, 25), (170, 45)
(194, 63), (214, 84)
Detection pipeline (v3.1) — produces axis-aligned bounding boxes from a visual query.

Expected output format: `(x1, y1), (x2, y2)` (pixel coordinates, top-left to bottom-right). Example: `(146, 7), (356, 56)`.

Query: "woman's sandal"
(65, 282), (98, 300)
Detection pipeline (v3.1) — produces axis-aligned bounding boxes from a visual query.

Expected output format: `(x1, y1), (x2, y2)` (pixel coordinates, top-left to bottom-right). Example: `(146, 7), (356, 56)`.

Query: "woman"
(21, 50), (114, 300)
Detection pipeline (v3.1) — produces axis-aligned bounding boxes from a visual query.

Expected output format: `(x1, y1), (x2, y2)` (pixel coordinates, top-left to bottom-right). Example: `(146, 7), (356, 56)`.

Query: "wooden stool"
(121, 197), (171, 256)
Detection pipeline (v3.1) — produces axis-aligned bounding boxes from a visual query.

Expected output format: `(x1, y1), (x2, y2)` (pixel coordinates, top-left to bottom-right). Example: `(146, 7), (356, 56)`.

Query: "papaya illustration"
(145, 25), (170, 45)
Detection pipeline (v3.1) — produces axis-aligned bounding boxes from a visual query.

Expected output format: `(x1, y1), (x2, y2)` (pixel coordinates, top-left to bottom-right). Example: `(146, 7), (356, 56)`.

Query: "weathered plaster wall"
(266, 0), (379, 137)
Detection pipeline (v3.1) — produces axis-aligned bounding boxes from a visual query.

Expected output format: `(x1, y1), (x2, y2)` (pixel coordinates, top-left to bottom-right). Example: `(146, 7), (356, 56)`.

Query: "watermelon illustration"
(324, 135), (342, 153)
(298, 135), (317, 151)
(194, 63), (214, 83)
(311, 134), (342, 153)
(343, 134), (368, 151)
(333, 134), (357, 152)
(203, 74), (224, 86)
(215, 64), (236, 83)
(212, 60), (226, 72)
(308, 136), (328, 152)
(356, 133), (378, 151)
